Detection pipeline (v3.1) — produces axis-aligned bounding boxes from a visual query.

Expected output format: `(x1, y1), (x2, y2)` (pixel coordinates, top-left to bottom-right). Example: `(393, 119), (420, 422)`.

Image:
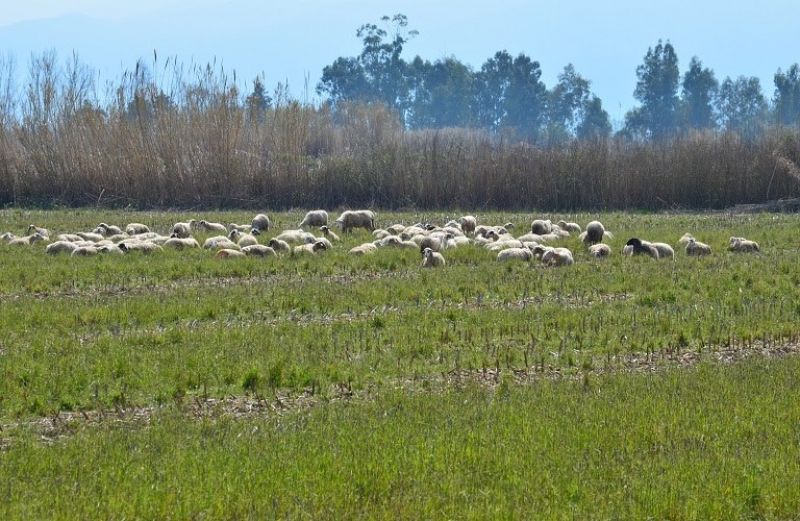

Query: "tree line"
(316, 14), (800, 142)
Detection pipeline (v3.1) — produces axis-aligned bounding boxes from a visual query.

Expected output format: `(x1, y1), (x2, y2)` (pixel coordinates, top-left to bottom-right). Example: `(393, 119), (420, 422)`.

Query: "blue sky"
(0, 0), (798, 125)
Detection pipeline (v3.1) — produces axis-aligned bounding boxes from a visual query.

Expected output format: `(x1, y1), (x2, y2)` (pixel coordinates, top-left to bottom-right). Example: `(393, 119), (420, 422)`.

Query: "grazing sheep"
(459, 215), (477, 235)
(251, 213), (272, 232)
(421, 247), (445, 268)
(497, 247), (533, 262)
(293, 240), (328, 255)
(299, 210), (329, 228)
(203, 236), (240, 250)
(349, 243), (378, 255)
(624, 238), (660, 260)
(46, 241), (79, 255)
(729, 237), (760, 253)
(164, 237), (201, 250)
(198, 220), (228, 233)
(125, 223), (150, 235)
(171, 221), (195, 238)
(588, 243), (611, 258)
(216, 248), (246, 259)
(579, 221), (612, 246)
(678, 233), (695, 245)
(275, 229), (316, 244)
(531, 219), (553, 235)
(557, 220), (582, 234)
(242, 245), (276, 257)
(27, 225), (50, 238)
(118, 241), (163, 254)
(419, 235), (447, 253)
(228, 229), (259, 247)
(320, 225), (340, 242)
(8, 233), (47, 246)
(335, 210), (376, 233)
(541, 247), (574, 267)
(686, 238), (712, 256)
(267, 238), (291, 253)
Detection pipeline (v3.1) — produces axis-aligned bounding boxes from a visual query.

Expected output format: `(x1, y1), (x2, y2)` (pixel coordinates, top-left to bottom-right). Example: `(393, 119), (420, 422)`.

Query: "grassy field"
(2, 208), (800, 518)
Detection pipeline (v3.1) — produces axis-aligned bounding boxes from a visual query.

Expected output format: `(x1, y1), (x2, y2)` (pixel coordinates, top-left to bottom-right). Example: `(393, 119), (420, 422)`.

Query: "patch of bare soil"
(2, 340), (799, 448)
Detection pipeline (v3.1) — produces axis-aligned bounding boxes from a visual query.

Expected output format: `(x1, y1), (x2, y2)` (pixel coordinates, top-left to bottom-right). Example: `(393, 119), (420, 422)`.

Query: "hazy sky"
(1, 0), (798, 125)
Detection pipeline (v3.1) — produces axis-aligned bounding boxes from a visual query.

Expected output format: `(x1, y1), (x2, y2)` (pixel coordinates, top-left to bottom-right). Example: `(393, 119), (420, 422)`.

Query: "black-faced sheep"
(624, 238), (660, 259)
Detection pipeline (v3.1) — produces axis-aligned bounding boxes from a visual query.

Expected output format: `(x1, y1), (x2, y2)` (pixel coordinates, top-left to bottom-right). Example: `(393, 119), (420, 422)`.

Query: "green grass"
(1, 209), (800, 518)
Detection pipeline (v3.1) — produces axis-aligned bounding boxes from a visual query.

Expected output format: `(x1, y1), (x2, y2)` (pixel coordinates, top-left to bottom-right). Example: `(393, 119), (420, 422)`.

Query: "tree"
(716, 76), (768, 137)
(245, 76), (272, 122)
(474, 51), (514, 130)
(577, 96), (612, 140)
(548, 64), (591, 136)
(624, 40), (680, 139)
(407, 56), (474, 129)
(773, 64), (800, 127)
(681, 56), (718, 130)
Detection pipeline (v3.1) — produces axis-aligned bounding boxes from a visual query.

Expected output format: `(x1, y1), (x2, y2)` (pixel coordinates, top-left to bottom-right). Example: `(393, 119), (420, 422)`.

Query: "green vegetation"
(1, 209), (800, 518)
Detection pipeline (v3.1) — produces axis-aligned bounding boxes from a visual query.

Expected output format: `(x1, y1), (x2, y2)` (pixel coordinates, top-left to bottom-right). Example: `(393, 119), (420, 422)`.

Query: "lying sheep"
(198, 220), (228, 233)
(171, 221), (195, 238)
(579, 221), (612, 246)
(293, 240), (328, 255)
(421, 247), (445, 268)
(164, 237), (201, 249)
(1, 232), (15, 242)
(349, 243), (378, 255)
(320, 225), (340, 242)
(531, 219), (553, 235)
(267, 238), (291, 253)
(95, 223), (123, 236)
(216, 249), (246, 259)
(71, 246), (98, 257)
(118, 242), (163, 254)
(8, 233), (47, 246)
(300, 210), (328, 228)
(228, 229), (259, 247)
(624, 238), (660, 259)
(57, 233), (83, 242)
(557, 220), (582, 234)
(335, 210), (376, 233)
(125, 223), (150, 235)
(541, 247), (574, 267)
(588, 243), (611, 258)
(729, 237), (760, 253)
(77, 232), (105, 243)
(387, 224), (407, 235)
(46, 241), (78, 254)
(242, 245), (276, 257)
(497, 247), (533, 262)
(686, 238), (712, 256)
(251, 213), (272, 232)
(28, 225), (50, 238)
(227, 223), (251, 233)
(203, 236), (240, 250)
(275, 229), (316, 244)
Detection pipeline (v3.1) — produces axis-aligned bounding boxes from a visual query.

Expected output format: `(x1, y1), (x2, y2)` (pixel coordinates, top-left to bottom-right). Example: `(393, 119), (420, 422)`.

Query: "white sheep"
(164, 237), (201, 250)
(275, 229), (316, 244)
(686, 238), (712, 256)
(227, 223), (251, 233)
(531, 219), (553, 235)
(588, 243), (611, 258)
(7, 233), (47, 246)
(300, 210), (329, 228)
(125, 223), (150, 235)
(349, 243), (378, 255)
(94, 223), (123, 236)
(71, 246), (98, 257)
(118, 241), (163, 254)
(320, 225), (340, 242)
(216, 248), (246, 259)
(459, 216), (477, 235)
(541, 247), (574, 267)
(203, 236), (240, 250)
(46, 241), (79, 255)
(242, 245), (276, 257)
(198, 220), (228, 233)
(267, 238), (291, 253)
(579, 221), (612, 246)
(335, 210), (376, 233)
(729, 237), (760, 253)
(228, 229), (259, 247)
(651, 242), (675, 259)
(387, 224), (407, 235)
(421, 247), (445, 268)
(171, 221), (195, 238)
(678, 233), (695, 245)
(497, 247), (533, 262)
(27, 224), (50, 238)
(1, 232), (15, 242)
(557, 220), (582, 234)
(77, 232), (105, 243)
(251, 214), (272, 232)
(293, 240), (328, 255)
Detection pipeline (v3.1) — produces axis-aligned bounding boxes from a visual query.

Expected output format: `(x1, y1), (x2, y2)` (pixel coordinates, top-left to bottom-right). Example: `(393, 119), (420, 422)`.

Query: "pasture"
(1, 208), (800, 519)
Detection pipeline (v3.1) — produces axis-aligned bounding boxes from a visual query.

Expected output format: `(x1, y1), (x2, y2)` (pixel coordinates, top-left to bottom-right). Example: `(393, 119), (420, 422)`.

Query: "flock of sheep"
(0, 209), (761, 268)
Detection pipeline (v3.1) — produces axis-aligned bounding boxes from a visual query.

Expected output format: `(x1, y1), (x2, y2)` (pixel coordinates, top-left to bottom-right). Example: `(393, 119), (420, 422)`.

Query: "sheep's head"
(118, 243), (129, 253)
(170, 233), (178, 239)
(625, 238), (643, 248)
(228, 229), (240, 240)
(251, 228), (261, 236)
(422, 247), (433, 258)
(312, 241), (328, 252)
(504, 222), (514, 229)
